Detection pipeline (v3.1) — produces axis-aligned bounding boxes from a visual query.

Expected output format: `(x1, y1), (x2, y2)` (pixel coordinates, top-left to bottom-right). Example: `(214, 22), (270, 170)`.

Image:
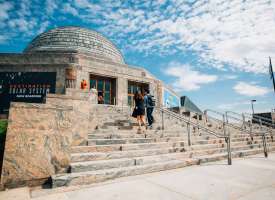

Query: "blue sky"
(0, 0), (274, 113)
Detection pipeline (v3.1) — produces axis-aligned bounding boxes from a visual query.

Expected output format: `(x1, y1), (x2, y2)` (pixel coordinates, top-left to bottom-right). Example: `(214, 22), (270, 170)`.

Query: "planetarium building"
(0, 26), (180, 113)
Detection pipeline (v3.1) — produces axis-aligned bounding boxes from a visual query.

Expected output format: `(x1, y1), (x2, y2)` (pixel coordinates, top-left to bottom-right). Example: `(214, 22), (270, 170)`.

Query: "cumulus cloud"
(1, 0), (275, 75)
(63, 0), (275, 74)
(221, 74), (238, 80)
(0, 35), (8, 44)
(62, 3), (79, 16)
(164, 62), (218, 91)
(0, 1), (13, 21)
(217, 100), (268, 113)
(233, 82), (270, 97)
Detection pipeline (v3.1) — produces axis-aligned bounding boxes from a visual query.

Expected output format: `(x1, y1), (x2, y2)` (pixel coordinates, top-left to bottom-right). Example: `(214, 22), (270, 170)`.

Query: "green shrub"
(0, 119), (7, 175)
(0, 120), (7, 137)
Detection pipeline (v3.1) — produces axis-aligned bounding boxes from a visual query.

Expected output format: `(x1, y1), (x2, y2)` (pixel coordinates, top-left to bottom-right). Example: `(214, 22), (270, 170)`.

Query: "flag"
(269, 57), (275, 93)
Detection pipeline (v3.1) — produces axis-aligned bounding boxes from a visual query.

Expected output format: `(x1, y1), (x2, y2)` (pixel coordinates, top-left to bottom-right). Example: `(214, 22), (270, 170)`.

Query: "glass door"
(90, 77), (112, 105)
(127, 81), (148, 107)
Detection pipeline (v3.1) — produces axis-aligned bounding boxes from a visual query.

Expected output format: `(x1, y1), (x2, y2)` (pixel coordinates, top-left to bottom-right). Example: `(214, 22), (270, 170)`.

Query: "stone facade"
(0, 102), (73, 188)
(0, 89), (139, 188)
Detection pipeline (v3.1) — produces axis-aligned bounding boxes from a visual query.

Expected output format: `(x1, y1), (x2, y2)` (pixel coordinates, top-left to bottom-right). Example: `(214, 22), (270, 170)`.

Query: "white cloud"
(0, 35), (8, 44)
(220, 74), (238, 80)
(68, 0), (275, 74)
(46, 0), (58, 15)
(164, 62), (218, 91)
(63, 3), (79, 16)
(233, 82), (270, 97)
(0, 1), (13, 21)
(1, 0), (275, 76)
(217, 100), (269, 113)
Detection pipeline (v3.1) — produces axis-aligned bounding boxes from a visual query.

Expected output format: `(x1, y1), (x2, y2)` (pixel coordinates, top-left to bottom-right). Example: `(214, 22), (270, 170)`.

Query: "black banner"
(0, 72), (56, 113)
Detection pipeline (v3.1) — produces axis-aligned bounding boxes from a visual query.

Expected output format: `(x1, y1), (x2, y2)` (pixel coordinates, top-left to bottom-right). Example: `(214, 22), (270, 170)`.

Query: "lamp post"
(251, 99), (256, 114)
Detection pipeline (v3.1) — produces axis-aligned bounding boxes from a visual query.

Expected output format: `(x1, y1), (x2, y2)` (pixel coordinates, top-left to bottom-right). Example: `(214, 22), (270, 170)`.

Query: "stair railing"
(243, 112), (274, 129)
(226, 111), (273, 139)
(156, 107), (232, 165)
(206, 110), (269, 158)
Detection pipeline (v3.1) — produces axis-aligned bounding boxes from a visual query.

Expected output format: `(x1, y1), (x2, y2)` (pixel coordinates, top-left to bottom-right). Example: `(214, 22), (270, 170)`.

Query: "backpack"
(147, 95), (156, 107)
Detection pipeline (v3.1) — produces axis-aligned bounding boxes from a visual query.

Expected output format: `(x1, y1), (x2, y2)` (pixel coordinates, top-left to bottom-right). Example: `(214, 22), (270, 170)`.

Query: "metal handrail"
(156, 106), (232, 165)
(205, 109), (270, 158)
(243, 112), (274, 128)
(244, 112), (273, 123)
(159, 107), (226, 138)
(227, 111), (274, 129)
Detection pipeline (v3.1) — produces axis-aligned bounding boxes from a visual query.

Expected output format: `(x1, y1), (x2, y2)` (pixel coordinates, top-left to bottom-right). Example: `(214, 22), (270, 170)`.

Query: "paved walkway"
(1, 153), (275, 200)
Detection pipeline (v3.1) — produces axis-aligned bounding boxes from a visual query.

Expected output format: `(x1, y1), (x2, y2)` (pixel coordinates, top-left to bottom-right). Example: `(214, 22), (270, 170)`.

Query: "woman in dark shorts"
(132, 90), (147, 132)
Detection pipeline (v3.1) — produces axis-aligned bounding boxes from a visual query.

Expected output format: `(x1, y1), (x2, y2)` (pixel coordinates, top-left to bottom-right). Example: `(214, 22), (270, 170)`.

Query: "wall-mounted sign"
(163, 88), (180, 108)
(0, 72), (56, 113)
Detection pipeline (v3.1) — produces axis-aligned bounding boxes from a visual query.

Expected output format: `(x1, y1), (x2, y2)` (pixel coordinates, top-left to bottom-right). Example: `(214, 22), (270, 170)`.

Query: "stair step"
(88, 132), (185, 139)
(71, 147), (186, 162)
(71, 141), (186, 153)
(52, 147), (275, 188)
(52, 159), (198, 187)
(70, 153), (187, 173)
(88, 138), (156, 145)
(71, 142), (269, 163)
(71, 137), (270, 154)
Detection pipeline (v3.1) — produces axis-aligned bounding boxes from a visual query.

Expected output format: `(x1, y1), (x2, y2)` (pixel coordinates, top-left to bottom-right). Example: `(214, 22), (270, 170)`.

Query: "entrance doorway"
(90, 74), (116, 105)
(128, 81), (149, 107)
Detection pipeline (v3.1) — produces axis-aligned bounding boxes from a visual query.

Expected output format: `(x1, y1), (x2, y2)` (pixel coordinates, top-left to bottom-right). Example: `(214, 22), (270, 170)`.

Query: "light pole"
(251, 99), (256, 114)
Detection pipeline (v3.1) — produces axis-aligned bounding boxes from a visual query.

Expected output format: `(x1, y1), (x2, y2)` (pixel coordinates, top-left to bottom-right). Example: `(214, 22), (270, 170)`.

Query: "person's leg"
(137, 115), (141, 130)
(147, 108), (153, 126)
(141, 115), (147, 130)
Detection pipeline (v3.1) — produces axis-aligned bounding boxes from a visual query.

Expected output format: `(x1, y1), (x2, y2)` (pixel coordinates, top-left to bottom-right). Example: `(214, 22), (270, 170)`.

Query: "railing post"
(196, 113), (200, 136)
(249, 119), (254, 141)
(222, 114), (226, 137)
(161, 109), (164, 130)
(204, 110), (208, 123)
(242, 113), (246, 129)
(187, 114), (191, 146)
(224, 112), (232, 165)
(227, 134), (232, 165)
(260, 119), (268, 158)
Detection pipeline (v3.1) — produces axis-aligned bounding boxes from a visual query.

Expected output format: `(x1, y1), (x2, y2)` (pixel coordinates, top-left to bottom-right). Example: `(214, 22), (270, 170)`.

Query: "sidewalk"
(1, 153), (275, 200)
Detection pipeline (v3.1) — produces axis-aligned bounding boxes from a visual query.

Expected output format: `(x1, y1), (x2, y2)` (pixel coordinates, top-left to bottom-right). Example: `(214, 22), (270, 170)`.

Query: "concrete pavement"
(1, 153), (275, 200)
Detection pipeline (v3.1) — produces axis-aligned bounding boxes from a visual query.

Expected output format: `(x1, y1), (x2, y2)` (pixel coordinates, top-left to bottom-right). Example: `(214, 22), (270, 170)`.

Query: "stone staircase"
(51, 113), (275, 188)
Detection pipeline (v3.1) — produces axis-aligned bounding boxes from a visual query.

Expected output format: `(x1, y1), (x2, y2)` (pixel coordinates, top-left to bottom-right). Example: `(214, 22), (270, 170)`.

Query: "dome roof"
(24, 26), (124, 64)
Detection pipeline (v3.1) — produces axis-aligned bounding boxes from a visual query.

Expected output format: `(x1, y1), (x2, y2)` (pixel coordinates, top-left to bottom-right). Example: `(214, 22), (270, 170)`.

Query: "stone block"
(0, 103), (73, 188)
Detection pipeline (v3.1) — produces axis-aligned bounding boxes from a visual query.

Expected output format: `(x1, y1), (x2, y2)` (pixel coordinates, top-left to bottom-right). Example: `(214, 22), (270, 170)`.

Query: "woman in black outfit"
(133, 90), (147, 132)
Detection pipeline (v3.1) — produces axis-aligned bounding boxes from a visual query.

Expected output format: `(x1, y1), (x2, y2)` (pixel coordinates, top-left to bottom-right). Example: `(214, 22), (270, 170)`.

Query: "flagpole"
(269, 57), (275, 93)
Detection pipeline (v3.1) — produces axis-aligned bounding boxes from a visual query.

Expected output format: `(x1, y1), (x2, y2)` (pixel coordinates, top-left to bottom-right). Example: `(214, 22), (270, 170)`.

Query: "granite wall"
(0, 103), (73, 188)
(0, 89), (132, 188)
(46, 91), (92, 146)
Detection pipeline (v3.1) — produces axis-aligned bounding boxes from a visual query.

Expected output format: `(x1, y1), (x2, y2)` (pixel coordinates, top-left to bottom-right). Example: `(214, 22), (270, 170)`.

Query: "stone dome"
(24, 26), (124, 64)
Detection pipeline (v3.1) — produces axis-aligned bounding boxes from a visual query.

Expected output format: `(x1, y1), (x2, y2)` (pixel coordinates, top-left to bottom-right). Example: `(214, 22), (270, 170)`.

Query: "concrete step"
(71, 141), (273, 163)
(72, 137), (273, 154)
(71, 141), (186, 153)
(71, 147), (186, 162)
(88, 138), (157, 145)
(52, 159), (198, 187)
(70, 152), (186, 173)
(87, 136), (196, 146)
(88, 132), (185, 139)
(52, 147), (275, 188)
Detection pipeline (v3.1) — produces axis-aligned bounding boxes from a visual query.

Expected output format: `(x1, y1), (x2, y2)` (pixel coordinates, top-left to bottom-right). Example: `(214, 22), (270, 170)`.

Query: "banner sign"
(0, 72), (56, 113)
(163, 88), (180, 108)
